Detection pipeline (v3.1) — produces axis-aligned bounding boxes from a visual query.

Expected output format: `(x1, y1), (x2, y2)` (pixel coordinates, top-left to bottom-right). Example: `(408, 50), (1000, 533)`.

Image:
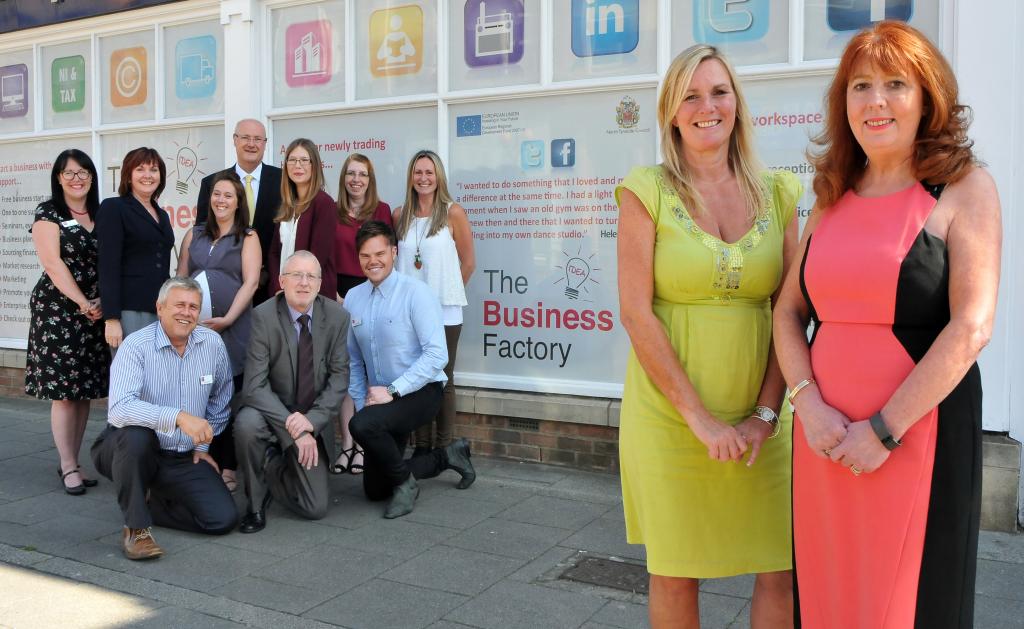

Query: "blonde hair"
(658, 45), (765, 219)
(275, 138), (325, 223)
(394, 149), (454, 240)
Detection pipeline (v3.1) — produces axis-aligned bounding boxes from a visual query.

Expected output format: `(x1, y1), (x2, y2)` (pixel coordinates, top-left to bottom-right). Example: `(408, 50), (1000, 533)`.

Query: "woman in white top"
(393, 149), (475, 455)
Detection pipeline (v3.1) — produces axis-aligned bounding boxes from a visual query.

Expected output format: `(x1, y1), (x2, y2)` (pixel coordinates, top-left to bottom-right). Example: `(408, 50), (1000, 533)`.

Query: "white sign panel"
(0, 136), (91, 346)
(450, 89), (656, 396)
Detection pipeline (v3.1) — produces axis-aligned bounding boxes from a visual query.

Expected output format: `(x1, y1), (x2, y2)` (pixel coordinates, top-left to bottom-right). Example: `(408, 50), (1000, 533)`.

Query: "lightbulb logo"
(167, 133), (207, 195)
(555, 245), (600, 300)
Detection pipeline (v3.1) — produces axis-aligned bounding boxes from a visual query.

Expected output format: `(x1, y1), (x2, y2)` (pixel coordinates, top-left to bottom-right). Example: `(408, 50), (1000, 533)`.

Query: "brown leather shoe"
(122, 527), (164, 561)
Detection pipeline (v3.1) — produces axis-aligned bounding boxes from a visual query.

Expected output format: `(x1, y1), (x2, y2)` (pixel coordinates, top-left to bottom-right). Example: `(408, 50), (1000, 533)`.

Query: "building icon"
(285, 20), (332, 87)
(294, 32), (326, 77)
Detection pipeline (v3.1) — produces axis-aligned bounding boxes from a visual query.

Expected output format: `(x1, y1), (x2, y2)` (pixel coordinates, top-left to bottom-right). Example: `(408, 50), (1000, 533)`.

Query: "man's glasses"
(281, 271), (321, 282)
(60, 170), (92, 181)
(234, 134), (267, 144)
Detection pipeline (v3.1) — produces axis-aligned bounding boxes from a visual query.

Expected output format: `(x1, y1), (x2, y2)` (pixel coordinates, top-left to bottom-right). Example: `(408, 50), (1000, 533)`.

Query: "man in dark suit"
(233, 251), (350, 533)
(195, 119), (281, 303)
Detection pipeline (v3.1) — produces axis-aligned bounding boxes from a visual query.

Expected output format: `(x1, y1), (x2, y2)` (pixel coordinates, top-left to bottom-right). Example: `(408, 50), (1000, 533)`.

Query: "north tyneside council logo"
(616, 95), (639, 129)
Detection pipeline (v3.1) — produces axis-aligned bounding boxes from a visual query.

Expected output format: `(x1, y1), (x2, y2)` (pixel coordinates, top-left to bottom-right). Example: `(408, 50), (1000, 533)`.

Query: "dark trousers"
(208, 373), (243, 471)
(90, 425), (238, 533)
(350, 382), (447, 501)
(414, 324), (461, 449)
(234, 406), (330, 520)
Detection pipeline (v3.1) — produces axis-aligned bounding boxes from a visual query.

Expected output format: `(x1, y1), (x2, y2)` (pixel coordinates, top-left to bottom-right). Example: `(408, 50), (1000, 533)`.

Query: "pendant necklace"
(413, 217), (427, 270)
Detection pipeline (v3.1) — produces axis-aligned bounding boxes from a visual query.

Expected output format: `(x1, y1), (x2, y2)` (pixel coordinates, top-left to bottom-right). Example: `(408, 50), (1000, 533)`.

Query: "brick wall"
(0, 367), (29, 399)
(456, 412), (619, 473)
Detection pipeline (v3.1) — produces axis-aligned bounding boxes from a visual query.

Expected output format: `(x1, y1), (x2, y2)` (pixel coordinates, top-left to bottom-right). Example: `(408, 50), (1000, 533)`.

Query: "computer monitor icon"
(475, 2), (514, 57)
(1, 73), (25, 112)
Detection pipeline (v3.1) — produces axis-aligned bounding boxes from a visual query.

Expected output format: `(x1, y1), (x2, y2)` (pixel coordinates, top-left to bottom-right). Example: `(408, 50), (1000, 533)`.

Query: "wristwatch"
(869, 412), (901, 450)
(753, 405), (781, 439)
(386, 384), (401, 400)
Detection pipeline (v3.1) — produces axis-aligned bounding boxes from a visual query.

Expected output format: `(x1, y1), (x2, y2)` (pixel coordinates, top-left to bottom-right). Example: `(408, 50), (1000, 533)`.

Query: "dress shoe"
(123, 527), (163, 560)
(239, 491), (272, 534)
(383, 475), (419, 519)
(57, 467), (86, 496)
(444, 438), (476, 490)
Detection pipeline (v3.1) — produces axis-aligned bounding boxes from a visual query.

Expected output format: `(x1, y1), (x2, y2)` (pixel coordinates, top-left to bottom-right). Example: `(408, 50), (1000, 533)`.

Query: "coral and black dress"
(794, 182), (981, 628)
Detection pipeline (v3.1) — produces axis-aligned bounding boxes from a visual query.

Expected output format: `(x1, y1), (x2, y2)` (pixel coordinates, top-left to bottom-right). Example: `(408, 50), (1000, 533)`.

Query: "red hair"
(809, 21), (976, 209)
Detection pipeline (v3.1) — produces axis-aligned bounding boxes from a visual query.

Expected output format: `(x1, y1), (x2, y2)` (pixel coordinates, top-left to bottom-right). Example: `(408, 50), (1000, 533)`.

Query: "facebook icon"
(551, 139), (576, 168)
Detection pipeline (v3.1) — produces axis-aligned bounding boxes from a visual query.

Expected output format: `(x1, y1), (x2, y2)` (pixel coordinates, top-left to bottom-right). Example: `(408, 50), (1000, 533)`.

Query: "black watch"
(386, 384), (401, 400)
(869, 412), (901, 450)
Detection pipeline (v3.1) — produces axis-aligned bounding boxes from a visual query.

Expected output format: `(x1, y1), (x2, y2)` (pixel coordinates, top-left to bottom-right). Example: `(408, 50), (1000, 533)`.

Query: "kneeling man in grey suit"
(234, 250), (350, 533)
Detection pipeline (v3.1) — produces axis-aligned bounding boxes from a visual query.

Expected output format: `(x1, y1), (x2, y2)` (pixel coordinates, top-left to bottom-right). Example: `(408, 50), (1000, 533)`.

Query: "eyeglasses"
(286, 157), (312, 166)
(281, 271), (321, 282)
(345, 171), (369, 178)
(234, 134), (267, 144)
(60, 170), (92, 181)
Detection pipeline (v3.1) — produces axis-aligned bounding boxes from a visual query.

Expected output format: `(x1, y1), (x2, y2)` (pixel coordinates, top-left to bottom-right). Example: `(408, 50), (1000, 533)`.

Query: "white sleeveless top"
(396, 211), (467, 325)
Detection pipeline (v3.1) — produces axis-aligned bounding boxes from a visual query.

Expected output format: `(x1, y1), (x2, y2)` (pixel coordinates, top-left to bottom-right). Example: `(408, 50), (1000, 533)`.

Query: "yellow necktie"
(244, 175), (256, 225)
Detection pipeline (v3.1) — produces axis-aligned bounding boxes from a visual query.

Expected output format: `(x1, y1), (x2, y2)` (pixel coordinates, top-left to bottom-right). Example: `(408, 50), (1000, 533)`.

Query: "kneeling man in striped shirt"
(91, 277), (238, 560)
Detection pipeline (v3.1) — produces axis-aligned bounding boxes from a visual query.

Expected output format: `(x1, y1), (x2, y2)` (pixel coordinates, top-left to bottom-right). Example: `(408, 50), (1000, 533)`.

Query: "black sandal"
(57, 467), (86, 496)
(348, 446), (364, 475)
(331, 446), (355, 475)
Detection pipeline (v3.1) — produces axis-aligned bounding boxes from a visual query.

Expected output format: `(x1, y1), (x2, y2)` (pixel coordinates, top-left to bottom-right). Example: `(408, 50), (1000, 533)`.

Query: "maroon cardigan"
(268, 189), (337, 299)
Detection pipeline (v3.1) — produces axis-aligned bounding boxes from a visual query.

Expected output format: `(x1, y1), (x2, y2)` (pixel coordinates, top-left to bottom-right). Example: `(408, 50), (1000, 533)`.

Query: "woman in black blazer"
(96, 147), (175, 349)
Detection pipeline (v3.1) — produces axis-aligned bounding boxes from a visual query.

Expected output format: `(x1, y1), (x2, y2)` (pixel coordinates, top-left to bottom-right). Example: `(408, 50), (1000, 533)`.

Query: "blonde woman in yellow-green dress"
(616, 45), (800, 628)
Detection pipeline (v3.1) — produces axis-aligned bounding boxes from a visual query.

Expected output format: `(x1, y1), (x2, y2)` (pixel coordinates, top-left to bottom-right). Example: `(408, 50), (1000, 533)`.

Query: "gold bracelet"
(787, 378), (816, 405)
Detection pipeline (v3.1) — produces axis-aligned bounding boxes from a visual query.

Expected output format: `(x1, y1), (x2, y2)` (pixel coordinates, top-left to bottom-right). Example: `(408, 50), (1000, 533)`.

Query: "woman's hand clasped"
(104, 319), (123, 348)
(829, 420), (890, 474)
(690, 414), (748, 462)
(797, 396), (851, 458)
(734, 416), (775, 467)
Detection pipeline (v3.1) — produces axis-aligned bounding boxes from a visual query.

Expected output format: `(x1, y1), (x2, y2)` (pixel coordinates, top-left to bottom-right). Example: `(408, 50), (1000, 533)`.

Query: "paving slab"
(211, 575), (339, 616)
(444, 579), (606, 629)
(445, 517), (574, 561)
(496, 494), (612, 531)
(305, 578), (468, 629)
(381, 545), (525, 596)
(257, 544), (402, 595)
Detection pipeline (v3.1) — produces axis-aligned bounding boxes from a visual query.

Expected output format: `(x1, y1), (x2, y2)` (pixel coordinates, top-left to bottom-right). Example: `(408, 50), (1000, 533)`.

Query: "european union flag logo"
(456, 115), (482, 137)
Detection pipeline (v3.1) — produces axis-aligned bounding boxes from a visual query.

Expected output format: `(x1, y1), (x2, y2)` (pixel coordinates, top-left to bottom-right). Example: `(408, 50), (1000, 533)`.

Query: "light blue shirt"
(345, 270), (447, 411)
(288, 303), (312, 342)
(107, 321), (233, 453)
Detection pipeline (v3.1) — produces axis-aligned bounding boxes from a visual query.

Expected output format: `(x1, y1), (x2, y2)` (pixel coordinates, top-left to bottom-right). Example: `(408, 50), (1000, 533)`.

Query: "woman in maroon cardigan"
(268, 138), (336, 298)
(330, 153), (392, 476)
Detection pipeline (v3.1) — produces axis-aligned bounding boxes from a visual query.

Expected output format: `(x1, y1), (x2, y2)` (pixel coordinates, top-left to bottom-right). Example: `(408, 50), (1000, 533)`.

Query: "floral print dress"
(24, 202), (109, 400)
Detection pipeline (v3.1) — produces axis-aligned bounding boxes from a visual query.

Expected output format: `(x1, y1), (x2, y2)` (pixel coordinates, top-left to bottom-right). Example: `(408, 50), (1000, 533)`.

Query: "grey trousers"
(234, 406), (329, 520)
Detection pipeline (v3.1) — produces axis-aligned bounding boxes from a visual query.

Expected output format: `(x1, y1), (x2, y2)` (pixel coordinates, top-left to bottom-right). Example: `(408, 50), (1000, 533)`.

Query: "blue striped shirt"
(345, 270), (447, 412)
(108, 321), (233, 453)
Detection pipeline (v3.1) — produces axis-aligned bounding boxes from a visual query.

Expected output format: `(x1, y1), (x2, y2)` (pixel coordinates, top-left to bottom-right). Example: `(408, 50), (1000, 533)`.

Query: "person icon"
(376, 14), (416, 70)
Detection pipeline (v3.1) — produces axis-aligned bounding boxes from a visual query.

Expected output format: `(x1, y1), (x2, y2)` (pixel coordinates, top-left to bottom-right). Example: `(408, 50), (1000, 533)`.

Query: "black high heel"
(57, 467), (86, 496)
(331, 446), (355, 475)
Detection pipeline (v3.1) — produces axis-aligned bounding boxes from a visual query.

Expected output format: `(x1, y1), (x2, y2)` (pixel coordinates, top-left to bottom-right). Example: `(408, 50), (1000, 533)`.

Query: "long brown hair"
(394, 149), (454, 241)
(203, 171), (249, 245)
(275, 138), (325, 223)
(657, 45), (765, 219)
(809, 20), (977, 209)
(337, 153), (381, 225)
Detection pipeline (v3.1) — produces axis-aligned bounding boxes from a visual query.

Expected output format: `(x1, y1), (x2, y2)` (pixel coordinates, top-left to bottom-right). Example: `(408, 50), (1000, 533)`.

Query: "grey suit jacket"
(241, 293), (350, 461)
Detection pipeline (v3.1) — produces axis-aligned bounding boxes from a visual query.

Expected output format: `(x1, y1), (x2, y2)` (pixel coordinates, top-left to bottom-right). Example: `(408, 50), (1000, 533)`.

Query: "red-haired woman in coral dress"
(774, 21), (1001, 629)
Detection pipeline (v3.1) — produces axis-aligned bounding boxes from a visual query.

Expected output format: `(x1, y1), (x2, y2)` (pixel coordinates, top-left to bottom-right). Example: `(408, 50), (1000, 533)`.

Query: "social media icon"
(551, 139), (576, 168)
(521, 140), (544, 169)
(456, 114), (482, 137)
(464, 0), (524, 67)
(110, 47), (147, 107)
(175, 36), (217, 100)
(51, 56), (85, 113)
(827, 0), (913, 32)
(369, 5), (423, 77)
(693, 0), (769, 44)
(0, 64), (28, 118)
(286, 21), (332, 87)
(571, 0), (639, 58)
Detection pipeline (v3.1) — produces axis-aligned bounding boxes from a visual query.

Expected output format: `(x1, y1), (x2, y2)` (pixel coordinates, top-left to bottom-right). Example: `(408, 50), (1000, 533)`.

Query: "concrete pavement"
(0, 397), (1020, 628)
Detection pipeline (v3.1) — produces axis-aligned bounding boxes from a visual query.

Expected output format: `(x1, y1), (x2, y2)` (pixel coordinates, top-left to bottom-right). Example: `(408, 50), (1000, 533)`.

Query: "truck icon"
(179, 53), (214, 89)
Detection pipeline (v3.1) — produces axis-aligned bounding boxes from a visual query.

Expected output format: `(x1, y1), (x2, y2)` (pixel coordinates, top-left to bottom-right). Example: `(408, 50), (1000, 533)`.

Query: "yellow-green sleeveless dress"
(616, 166), (801, 578)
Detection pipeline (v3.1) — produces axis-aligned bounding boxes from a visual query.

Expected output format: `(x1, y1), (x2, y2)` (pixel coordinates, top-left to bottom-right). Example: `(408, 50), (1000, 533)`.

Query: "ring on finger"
(850, 466), (862, 476)
(823, 448), (832, 456)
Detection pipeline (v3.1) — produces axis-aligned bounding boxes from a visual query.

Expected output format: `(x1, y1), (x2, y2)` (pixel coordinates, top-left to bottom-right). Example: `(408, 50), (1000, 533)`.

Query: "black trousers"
(90, 425), (238, 533)
(350, 382), (447, 501)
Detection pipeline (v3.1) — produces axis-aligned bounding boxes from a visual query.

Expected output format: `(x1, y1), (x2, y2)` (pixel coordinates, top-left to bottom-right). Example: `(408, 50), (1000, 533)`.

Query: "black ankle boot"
(444, 438), (476, 490)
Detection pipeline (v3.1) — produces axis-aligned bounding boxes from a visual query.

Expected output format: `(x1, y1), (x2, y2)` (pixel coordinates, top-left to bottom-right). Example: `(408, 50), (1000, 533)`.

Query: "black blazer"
(196, 163), (282, 280)
(96, 195), (175, 319)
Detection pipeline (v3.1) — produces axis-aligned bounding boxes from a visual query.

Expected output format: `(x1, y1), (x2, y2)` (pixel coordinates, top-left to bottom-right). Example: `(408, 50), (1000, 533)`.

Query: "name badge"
(200, 374), (214, 385)
(352, 318), (362, 327)
(60, 219), (79, 228)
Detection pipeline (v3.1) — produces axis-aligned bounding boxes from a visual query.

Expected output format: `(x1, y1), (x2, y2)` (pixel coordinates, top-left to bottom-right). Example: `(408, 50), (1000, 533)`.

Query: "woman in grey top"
(177, 171), (262, 491)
